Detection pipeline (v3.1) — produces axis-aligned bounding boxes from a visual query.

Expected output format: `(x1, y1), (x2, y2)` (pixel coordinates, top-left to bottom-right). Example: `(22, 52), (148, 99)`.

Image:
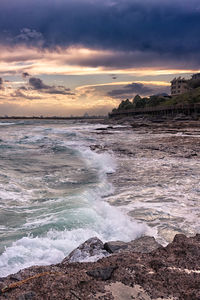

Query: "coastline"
(0, 118), (199, 299)
(91, 117), (200, 245)
(0, 234), (200, 299)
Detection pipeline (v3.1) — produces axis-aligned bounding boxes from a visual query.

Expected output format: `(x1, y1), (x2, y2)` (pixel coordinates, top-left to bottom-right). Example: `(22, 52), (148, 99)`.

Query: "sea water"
(0, 120), (146, 277)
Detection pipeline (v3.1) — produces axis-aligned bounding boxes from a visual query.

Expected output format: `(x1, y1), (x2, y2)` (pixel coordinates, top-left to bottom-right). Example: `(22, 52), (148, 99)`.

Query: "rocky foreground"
(0, 234), (199, 300)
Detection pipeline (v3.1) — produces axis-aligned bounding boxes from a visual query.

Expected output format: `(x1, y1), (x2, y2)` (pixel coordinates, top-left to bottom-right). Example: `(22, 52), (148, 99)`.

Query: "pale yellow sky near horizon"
(0, 46), (199, 116)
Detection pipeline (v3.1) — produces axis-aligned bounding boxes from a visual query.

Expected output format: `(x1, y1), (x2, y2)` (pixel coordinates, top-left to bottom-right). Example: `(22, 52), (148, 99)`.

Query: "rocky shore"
(94, 117), (200, 160)
(1, 117), (199, 300)
(0, 234), (200, 299)
(89, 117), (200, 244)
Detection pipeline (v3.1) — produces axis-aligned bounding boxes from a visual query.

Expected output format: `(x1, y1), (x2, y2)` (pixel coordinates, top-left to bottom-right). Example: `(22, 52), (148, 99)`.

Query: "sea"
(0, 119), (199, 277)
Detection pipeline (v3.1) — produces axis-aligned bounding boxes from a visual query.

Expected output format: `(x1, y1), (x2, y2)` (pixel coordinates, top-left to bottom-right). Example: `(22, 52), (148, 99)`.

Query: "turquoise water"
(0, 120), (145, 277)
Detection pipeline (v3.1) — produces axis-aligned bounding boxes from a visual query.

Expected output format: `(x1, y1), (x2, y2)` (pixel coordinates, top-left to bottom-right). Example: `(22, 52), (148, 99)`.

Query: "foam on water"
(0, 122), (16, 126)
(0, 202), (146, 277)
(0, 186), (146, 277)
(0, 122), (146, 277)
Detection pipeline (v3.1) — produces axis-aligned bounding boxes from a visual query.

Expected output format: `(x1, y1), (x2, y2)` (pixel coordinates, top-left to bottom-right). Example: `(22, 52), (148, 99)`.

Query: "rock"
(185, 151), (198, 158)
(17, 291), (36, 300)
(9, 274), (22, 281)
(62, 237), (110, 264)
(95, 128), (108, 131)
(104, 236), (162, 254)
(89, 144), (104, 151)
(104, 241), (128, 253)
(86, 266), (117, 281)
(173, 233), (188, 244)
(1, 234), (200, 299)
(173, 114), (191, 121)
(128, 236), (162, 253)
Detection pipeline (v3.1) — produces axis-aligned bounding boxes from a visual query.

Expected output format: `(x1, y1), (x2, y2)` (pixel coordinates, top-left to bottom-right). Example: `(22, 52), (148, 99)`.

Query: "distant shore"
(0, 116), (107, 120)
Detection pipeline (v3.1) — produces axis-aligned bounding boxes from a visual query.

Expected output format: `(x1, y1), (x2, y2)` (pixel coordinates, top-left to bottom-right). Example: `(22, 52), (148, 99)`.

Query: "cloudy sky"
(0, 0), (200, 116)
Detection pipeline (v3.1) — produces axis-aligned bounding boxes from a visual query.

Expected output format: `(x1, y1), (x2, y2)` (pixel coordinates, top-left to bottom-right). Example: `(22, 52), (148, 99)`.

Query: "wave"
(0, 150), (146, 278)
(0, 122), (147, 277)
(0, 200), (146, 277)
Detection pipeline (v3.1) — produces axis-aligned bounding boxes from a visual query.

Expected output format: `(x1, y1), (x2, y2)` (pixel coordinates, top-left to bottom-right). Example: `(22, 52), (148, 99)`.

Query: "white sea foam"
(0, 122), (16, 126)
(0, 202), (146, 277)
(0, 125), (147, 276)
(78, 147), (117, 175)
(0, 133), (146, 277)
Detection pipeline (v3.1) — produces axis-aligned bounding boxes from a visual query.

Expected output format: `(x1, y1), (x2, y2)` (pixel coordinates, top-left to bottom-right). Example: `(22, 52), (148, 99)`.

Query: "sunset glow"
(0, 0), (199, 116)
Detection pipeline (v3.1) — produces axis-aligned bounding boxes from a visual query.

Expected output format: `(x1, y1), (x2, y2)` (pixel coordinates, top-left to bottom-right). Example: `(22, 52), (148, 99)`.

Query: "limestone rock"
(104, 236), (162, 254)
(62, 237), (110, 264)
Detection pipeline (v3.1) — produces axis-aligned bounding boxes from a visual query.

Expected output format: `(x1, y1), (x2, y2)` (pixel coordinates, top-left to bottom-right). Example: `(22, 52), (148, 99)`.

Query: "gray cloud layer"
(28, 77), (75, 95)
(0, 0), (200, 68)
(107, 82), (170, 99)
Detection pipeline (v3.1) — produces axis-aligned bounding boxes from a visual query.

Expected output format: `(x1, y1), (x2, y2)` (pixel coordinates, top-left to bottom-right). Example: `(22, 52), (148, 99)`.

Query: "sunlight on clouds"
(0, 45), (198, 116)
(0, 45), (199, 77)
(76, 81), (170, 92)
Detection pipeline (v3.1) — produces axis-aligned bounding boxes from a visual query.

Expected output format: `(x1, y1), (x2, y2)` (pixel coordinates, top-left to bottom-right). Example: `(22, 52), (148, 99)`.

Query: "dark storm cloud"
(0, 0), (200, 66)
(107, 82), (170, 99)
(29, 77), (50, 90)
(29, 77), (75, 95)
(108, 83), (154, 98)
(64, 50), (198, 70)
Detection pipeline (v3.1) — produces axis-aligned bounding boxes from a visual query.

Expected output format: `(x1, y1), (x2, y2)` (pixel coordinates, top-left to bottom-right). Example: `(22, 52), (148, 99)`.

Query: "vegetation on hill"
(112, 87), (200, 113)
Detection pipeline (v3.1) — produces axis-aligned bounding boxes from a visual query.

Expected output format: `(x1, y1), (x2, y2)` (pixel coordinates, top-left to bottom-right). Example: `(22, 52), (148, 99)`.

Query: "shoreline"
(0, 118), (199, 299)
(90, 117), (200, 245)
(0, 234), (199, 299)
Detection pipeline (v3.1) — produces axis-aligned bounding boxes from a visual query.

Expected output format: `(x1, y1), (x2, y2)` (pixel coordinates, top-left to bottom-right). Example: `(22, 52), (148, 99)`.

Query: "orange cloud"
(0, 45), (199, 77)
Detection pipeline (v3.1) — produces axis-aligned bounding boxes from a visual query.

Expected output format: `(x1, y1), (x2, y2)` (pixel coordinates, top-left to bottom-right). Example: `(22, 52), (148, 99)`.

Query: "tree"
(188, 79), (200, 89)
(133, 94), (147, 108)
(118, 99), (134, 110)
(147, 95), (166, 107)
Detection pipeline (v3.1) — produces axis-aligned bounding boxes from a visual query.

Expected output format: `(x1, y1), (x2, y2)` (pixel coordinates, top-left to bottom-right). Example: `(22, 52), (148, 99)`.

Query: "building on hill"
(171, 77), (189, 96)
(171, 72), (200, 96)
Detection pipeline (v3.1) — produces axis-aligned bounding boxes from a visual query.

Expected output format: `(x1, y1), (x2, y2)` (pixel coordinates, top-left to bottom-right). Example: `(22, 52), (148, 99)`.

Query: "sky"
(0, 0), (200, 116)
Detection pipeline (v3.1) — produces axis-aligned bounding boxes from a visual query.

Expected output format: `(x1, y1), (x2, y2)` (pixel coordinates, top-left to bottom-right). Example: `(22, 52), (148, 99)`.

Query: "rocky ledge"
(0, 234), (200, 300)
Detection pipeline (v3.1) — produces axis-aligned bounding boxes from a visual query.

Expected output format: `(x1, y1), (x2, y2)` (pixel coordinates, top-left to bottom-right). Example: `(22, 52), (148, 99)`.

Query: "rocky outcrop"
(0, 234), (200, 300)
(104, 236), (162, 254)
(62, 237), (110, 263)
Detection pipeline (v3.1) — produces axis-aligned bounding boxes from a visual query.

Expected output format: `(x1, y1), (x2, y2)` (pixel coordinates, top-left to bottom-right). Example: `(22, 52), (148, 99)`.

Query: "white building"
(171, 77), (188, 96)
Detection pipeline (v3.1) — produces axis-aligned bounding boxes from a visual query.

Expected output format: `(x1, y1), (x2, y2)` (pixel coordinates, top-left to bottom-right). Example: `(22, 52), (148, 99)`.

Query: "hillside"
(112, 88), (200, 113)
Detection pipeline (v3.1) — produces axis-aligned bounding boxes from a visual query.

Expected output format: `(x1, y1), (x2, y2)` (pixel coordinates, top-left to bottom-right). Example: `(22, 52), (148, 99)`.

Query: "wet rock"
(104, 241), (128, 253)
(95, 128), (108, 131)
(185, 151), (198, 158)
(86, 266), (117, 281)
(173, 233), (188, 244)
(104, 236), (162, 254)
(89, 144), (105, 151)
(62, 237), (110, 263)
